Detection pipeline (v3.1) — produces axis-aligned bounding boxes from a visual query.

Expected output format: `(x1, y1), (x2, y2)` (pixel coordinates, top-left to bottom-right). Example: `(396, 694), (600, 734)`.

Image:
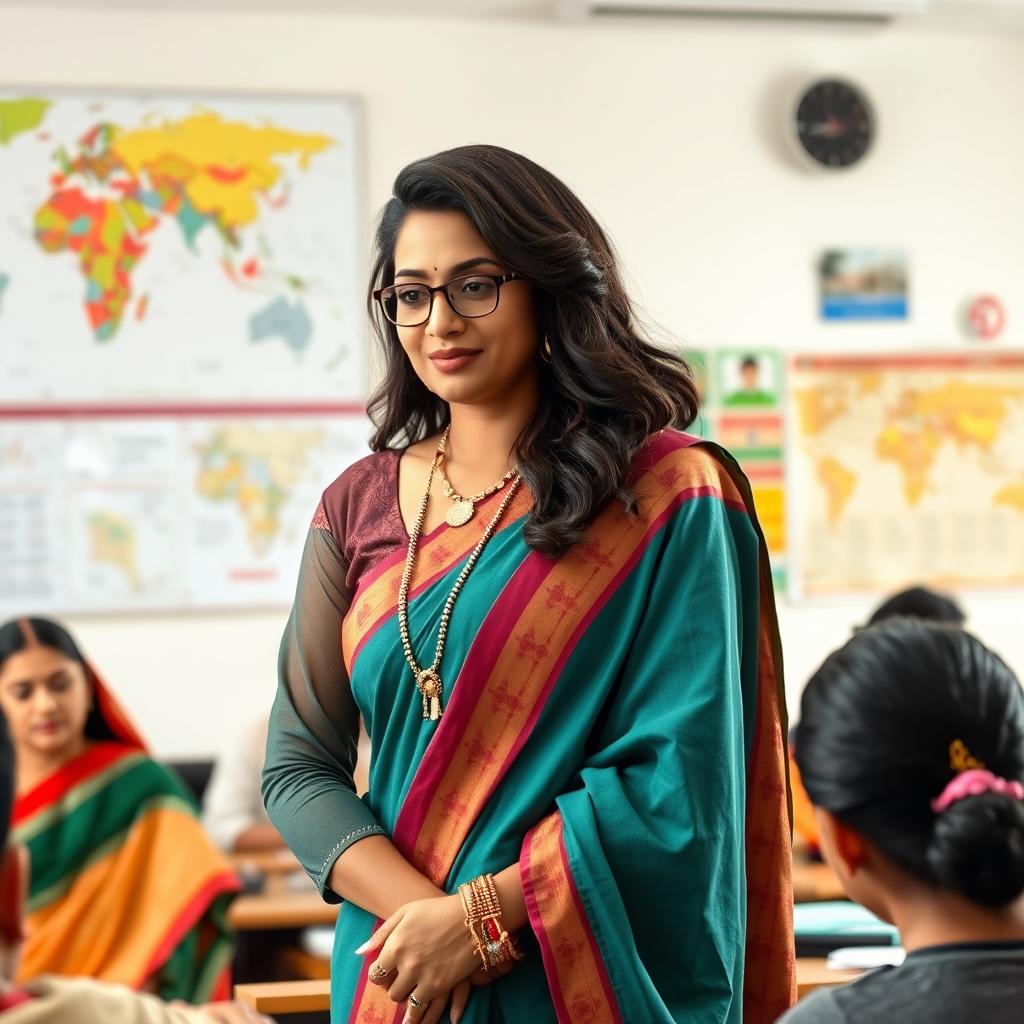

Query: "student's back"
(786, 940), (1024, 1023)
(780, 619), (1024, 1024)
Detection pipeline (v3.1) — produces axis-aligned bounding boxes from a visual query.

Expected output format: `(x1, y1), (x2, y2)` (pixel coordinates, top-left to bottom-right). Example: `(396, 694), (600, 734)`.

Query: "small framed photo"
(819, 249), (909, 320)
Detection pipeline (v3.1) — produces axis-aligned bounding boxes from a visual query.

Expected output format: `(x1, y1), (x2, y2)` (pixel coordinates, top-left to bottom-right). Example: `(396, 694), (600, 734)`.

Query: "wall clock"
(793, 78), (874, 170)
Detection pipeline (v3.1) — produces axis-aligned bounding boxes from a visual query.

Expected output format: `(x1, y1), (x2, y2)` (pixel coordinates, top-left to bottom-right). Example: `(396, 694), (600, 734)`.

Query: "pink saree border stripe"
(521, 827), (575, 1024)
(390, 550), (559, 853)
(558, 826), (623, 1024)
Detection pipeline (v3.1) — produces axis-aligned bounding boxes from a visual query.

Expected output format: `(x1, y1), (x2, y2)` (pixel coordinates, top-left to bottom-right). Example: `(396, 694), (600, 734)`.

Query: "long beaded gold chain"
(397, 435), (523, 721)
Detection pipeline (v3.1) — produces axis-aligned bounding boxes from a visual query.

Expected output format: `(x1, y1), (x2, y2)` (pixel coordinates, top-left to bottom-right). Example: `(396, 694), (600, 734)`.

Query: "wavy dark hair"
(796, 619), (1024, 908)
(366, 145), (700, 557)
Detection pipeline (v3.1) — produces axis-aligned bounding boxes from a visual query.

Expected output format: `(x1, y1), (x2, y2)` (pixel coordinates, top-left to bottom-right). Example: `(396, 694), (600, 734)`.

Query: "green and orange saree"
(265, 430), (795, 1022)
(11, 671), (240, 1002)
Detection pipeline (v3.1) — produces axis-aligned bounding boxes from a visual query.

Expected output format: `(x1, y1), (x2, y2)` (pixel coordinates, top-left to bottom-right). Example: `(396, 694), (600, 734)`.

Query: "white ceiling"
(1, 0), (1022, 27)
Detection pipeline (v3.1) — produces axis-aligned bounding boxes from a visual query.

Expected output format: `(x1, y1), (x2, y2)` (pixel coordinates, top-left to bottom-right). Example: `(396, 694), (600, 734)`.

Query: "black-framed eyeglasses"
(373, 273), (520, 328)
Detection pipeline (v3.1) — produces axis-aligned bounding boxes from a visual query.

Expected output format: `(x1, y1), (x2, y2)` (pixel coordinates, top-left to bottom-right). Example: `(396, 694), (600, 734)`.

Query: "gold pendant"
(446, 499), (475, 528)
(417, 669), (443, 721)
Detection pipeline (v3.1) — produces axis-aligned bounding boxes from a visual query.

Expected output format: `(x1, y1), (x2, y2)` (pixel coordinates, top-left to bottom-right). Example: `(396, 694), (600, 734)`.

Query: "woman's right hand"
(405, 978), (471, 1024)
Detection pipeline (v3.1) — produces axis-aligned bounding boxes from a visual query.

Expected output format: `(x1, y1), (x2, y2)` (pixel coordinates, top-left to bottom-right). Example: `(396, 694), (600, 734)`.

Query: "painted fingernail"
(354, 942), (369, 955)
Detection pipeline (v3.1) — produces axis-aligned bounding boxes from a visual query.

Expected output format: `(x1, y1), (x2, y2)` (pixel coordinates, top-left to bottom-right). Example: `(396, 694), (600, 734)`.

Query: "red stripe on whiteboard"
(0, 403), (366, 418)
(791, 353), (1024, 371)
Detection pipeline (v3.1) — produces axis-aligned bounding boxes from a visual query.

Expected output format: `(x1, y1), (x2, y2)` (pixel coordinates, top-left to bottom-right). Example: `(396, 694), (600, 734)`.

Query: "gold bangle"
(457, 874), (523, 970)
(458, 879), (492, 971)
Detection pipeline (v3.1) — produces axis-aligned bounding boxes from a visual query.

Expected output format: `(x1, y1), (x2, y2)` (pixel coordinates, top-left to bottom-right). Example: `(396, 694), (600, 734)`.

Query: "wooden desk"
(230, 849), (302, 877)
(792, 860), (846, 903)
(236, 979), (331, 1014)
(228, 890), (339, 931)
(796, 957), (863, 998)
(235, 958), (862, 1012)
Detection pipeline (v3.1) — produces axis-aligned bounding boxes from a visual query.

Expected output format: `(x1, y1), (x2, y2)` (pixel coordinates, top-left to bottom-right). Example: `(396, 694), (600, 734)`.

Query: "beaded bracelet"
(458, 873), (524, 971)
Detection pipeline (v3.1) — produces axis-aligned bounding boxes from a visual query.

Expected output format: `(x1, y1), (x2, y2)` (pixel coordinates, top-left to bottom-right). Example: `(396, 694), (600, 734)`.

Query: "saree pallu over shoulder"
(13, 742), (241, 1002)
(342, 432), (794, 1023)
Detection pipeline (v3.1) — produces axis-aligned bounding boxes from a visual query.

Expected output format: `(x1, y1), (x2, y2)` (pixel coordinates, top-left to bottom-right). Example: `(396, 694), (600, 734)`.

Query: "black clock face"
(795, 79), (874, 169)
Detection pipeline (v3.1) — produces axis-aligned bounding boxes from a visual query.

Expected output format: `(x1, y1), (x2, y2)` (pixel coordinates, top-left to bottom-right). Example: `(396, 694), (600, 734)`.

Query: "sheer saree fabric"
(11, 671), (239, 1002)
(263, 431), (796, 1023)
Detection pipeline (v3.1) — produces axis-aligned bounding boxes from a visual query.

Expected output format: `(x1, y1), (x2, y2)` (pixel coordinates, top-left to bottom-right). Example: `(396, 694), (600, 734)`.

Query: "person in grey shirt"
(780, 618), (1024, 1024)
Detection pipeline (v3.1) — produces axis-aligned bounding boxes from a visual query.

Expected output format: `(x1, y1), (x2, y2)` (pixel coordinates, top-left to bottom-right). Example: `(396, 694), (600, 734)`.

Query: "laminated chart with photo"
(687, 347), (787, 588)
(0, 89), (370, 613)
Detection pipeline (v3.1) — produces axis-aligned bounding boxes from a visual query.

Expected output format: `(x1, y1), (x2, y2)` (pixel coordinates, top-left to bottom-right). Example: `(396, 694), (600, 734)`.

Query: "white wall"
(3, 6), (1023, 755)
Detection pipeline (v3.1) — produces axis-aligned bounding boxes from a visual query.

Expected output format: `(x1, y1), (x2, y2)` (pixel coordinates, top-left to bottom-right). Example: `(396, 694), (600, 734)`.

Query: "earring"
(540, 335), (553, 364)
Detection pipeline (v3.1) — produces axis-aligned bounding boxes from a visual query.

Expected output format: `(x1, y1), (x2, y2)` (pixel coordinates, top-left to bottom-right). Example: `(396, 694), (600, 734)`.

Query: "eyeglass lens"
(380, 275), (500, 326)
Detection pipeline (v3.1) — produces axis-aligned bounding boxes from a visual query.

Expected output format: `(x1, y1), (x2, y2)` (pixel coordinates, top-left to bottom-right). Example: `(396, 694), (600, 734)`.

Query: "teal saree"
(264, 430), (795, 1023)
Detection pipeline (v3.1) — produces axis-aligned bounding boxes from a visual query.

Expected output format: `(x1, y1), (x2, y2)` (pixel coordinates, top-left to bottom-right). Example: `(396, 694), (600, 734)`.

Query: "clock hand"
(803, 121), (845, 139)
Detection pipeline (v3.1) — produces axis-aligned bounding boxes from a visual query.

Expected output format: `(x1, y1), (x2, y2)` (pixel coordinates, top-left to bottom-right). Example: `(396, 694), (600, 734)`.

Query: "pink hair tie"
(931, 768), (1024, 813)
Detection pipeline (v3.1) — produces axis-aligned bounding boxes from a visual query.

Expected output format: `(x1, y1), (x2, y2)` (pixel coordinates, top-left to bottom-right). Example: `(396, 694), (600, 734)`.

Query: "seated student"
(0, 708), (271, 1023)
(202, 717), (285, 854)
(791, 584), (967, 854)
(0, 618), (241, 1001)
(780, 618), (1024, 1024)
(862, 584), (966, 629)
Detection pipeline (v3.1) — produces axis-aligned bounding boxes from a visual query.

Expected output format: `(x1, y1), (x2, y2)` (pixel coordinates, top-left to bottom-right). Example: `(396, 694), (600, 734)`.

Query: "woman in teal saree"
(263, 145), (795, 1024)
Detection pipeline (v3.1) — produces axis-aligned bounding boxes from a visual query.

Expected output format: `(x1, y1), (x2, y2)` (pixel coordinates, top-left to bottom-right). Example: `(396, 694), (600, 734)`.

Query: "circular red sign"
(967, 295), (1006, 341)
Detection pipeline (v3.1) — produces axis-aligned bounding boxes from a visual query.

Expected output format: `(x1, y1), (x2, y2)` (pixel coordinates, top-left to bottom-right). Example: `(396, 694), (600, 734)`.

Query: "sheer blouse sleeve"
(262, 513), (385, 901)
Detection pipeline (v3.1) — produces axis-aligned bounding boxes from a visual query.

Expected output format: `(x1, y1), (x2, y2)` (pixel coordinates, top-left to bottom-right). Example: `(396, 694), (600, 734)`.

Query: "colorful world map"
(28, 108), (331, 341)
(791, 354), (1024, 595)
(1, 92), (363, 407)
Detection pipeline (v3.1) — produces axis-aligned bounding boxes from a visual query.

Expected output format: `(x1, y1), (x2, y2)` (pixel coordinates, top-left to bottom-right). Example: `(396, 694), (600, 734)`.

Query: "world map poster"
(0, 90), (369, 613)
(0, 91), (363, 403)
(789, 352), (1024, 597)
(0, 415), (371, 615)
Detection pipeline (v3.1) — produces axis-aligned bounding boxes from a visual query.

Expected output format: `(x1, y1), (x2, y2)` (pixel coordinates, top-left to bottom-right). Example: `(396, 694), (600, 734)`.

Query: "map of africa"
(790, 353), (1024, 596)
(0, 92), (364, 403)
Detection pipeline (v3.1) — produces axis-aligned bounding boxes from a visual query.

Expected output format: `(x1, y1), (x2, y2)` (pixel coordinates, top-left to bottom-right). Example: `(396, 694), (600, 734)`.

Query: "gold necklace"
(435, 426), (517, 528)
(398, 436), (523, 721)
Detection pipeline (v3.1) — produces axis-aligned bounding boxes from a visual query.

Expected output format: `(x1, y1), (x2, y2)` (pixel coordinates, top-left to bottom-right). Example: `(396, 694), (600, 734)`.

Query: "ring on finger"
(408, 994), (424, 1009)
(369, 963), (395, 986)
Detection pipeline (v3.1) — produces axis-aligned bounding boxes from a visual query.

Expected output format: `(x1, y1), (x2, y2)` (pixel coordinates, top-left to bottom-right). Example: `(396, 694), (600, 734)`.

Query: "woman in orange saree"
(263, 145), (795, 1023)
(0, 617), (240, 1001)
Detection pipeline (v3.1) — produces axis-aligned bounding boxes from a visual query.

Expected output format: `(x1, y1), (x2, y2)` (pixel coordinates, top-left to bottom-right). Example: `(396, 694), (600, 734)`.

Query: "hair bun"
(927, 792), (1024, 907)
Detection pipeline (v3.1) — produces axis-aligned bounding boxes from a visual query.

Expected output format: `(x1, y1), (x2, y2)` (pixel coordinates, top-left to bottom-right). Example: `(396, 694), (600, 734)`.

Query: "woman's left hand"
(356, 895), (481, 1021)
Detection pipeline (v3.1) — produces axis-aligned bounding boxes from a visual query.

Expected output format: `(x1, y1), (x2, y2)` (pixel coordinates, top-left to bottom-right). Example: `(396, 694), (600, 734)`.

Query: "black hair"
(0, 709), (12, 850)
(0, 617), (120, 744)
(866, 584), (966, 628)
(740, 356), (759, 372)
(796, 618), (1024, 908)
(365, 144), (700, 557)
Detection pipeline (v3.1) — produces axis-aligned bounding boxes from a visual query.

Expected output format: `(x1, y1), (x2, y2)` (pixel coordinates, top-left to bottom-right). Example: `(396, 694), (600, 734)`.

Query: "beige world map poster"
(789, 352), (1024, 598)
